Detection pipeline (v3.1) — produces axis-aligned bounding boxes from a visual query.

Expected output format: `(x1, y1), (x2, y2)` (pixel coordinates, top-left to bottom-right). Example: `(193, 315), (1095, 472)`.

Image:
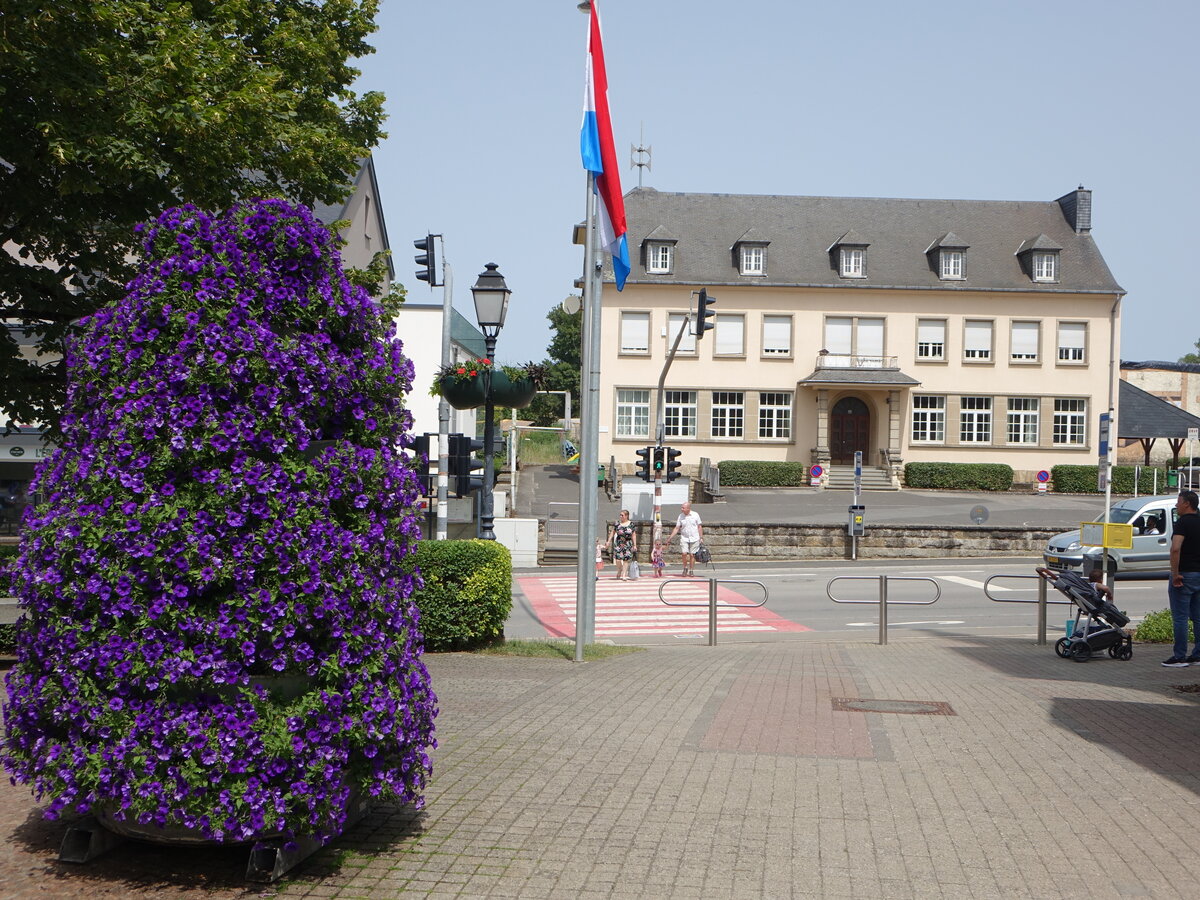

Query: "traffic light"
(695, 288), (716, 338)
(448, 433), (484, 496)
(665, 446), (682, 482)
(652, 446), (666, 477)
(411, 433), (434, 495)
(635, 446), (652, 482)
(414, 234), (440, 287)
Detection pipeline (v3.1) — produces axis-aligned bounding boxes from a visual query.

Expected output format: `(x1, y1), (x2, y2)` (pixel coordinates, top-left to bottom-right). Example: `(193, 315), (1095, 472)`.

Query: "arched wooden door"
(830, 397), (870, 465)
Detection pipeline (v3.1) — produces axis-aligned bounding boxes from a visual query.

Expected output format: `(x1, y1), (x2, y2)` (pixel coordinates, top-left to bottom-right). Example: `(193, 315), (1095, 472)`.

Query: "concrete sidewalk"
(4, 633), (1199, 898)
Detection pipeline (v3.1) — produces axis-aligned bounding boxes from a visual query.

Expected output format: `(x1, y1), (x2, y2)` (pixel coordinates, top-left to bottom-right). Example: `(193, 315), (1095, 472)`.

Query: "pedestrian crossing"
(517, 575), (811, 638)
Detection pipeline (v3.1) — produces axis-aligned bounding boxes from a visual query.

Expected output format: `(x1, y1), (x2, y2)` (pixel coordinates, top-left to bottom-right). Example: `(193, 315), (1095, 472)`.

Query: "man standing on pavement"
(1163, 489), (1200, 667)
(669, 500), (703, 577)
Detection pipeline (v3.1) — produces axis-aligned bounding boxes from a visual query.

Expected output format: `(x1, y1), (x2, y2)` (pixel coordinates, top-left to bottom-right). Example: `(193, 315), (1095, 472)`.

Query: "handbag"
(629, 560), (640, 579)
(694, 543), (712, 564)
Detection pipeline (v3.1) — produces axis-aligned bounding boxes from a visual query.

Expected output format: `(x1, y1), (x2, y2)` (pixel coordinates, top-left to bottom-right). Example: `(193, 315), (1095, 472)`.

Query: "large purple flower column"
(2, 200), (436, 844)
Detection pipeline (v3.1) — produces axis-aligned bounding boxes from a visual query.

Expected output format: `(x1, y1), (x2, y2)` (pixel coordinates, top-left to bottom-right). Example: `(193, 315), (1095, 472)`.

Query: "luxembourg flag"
(580, 0), (630, 291)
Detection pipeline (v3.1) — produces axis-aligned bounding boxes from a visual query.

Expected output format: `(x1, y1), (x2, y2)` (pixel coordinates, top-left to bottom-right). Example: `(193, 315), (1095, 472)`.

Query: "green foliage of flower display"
(407, 541), (513, 652)
(2, 200), (436, 844)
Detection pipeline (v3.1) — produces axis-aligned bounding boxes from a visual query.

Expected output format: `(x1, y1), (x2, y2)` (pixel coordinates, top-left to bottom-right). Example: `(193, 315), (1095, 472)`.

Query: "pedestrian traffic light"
(665, 446), (682, 482)
(635, 445), (652, 482)
(448, 433), (484, 496)
(411, 433), (435, 495)
(652, 446), (666, 477)
(414, 234), (441, 287)
(695, 288), (716, 338)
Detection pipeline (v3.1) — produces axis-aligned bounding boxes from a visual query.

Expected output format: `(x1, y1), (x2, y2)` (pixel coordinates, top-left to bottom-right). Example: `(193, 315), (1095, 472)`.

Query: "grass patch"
(517, 429), (572, 465)
(475, 639), (642, 661)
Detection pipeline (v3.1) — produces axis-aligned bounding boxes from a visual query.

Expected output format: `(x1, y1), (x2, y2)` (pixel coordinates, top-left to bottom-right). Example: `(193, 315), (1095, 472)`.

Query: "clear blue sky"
(355, 0), (1199, 368)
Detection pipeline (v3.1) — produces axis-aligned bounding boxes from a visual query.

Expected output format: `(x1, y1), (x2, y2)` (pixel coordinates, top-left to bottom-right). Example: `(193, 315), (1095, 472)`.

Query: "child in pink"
(651, 542), (665, 578)
(595, 539), (605, 579)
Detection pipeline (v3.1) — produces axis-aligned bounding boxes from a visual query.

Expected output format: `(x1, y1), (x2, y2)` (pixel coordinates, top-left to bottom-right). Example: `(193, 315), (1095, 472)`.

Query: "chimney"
(1057, 185), (1092, 234)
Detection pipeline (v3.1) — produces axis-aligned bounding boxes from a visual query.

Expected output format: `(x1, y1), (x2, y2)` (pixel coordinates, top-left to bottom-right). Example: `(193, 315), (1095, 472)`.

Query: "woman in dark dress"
(607, 509), (637, 581)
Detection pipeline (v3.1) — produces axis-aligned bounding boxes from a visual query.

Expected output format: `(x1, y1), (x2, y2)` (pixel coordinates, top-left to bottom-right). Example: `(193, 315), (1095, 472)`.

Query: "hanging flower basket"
(438, 374), (488, 410)
(490, 370), (537, 409)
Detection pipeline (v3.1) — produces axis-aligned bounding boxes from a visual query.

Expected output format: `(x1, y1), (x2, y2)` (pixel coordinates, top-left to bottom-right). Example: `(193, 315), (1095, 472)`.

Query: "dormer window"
(1032, 252), (1057, 282)
(828, 230), (869, 279)
(646, 242), (673, 274)
(926, 232), (968, 281)
(732, 229), (769, 277)
(940, 250), (964, 279)
(1016, 234), (1061, 284)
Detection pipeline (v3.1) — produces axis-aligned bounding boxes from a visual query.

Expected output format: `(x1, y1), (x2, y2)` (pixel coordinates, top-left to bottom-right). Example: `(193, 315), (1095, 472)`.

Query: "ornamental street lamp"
(470, 263), (511, 541)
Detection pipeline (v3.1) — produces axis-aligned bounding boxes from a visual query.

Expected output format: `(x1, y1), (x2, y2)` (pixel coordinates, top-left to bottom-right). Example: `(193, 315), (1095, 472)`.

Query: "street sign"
(1080, 522), (1133, 550)
(1190, 427), (1199, 442)
(810, 464), (824, 479)
(1036, 470), (1050, 482)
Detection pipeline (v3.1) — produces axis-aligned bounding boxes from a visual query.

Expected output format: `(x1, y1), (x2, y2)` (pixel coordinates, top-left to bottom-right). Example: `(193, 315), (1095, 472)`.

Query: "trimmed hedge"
(408, 539), (512, 651)
(904, 462), (1013, 491)
(716, 461), (808, 487)
(1050, 465), (1172, 494)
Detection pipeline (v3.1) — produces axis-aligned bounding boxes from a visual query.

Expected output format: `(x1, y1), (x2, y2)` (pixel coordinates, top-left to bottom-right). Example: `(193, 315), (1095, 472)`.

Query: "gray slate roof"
(620, 187), (1123, 295)
(797, 368), (921, 387)
(1118, 379), (1200, 438)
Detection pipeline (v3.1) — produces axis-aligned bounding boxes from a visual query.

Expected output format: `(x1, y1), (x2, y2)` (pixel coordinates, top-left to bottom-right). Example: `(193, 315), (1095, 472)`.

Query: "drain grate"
(833, 697), (956, 716)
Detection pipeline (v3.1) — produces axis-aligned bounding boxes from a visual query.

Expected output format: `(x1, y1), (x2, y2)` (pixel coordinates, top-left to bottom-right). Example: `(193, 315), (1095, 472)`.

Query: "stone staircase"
(824, 465), (898, 491)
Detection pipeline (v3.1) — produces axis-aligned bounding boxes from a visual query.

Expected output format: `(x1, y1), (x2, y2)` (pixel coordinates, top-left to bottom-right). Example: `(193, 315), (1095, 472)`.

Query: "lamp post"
(471, 263), (511, 541)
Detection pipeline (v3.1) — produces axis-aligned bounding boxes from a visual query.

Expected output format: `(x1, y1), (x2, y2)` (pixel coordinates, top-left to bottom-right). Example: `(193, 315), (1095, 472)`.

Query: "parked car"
(1042, 494), (1178, 577)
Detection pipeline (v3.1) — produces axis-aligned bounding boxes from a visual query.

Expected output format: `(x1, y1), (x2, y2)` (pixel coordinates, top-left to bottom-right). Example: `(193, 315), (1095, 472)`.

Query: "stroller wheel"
(1054, 638), (1071, 658)
(1107, 645), (1121, 659)
(1120, 646), (1133, 661)
(1070, 642), (1091, 662)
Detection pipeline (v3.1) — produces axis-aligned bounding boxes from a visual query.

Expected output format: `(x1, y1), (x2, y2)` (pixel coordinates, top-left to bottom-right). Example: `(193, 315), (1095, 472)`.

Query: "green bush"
(1135, 608), (1189, 643)
(0, 543), (19, 560)
(716, 460), (808, 487)
(1050, 465), (1171, 494)
(408, 539), (512, 651)
(0, 623), (14, 654)
(904, 462), (1013, 491)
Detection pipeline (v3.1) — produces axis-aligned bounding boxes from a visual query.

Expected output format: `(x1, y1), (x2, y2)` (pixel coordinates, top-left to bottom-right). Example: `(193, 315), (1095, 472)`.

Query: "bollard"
(879, 575), (889, 646)
(708, 578), (718, 646)
(1036, 578), (1048, 645)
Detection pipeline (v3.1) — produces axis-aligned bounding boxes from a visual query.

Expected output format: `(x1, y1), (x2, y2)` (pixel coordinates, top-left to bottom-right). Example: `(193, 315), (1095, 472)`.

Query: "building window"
(940, 250), (964, 280)
(714, 315), (745, 356)
(963, 320), (992, 362)
(616, 389), (650, 438)
(840, 247), (865, 278)
(959, 397), (992, 443)
(824, 316), (885, 365)
(1010, 321), (1040, 362)
(664, 390), (697, 438)
(911, 395), (945, 443)
(758, 392), (792, 439)
(646, 243), (673, 274)
(667, 312), (697, 353)
(1057, 322), (1086, 363)
(916, 319), (946, 361)
(740, 245), (765, 276)
(1032, 252), (1058, 282)
(711, 392), (745, 438)
(1053, 398), (1087, 445)
(762, 315), (792, 357)
(1007, 398), (1039, 444)
(620, 311), (649, 353)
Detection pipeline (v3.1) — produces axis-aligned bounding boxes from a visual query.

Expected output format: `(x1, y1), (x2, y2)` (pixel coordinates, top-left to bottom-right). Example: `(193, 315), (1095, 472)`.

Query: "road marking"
(937, 575), (1012, 591)
(846, 620), (966, 627)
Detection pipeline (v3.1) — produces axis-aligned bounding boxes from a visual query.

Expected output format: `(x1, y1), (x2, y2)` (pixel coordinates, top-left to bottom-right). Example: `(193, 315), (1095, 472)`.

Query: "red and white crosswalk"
(517, 575), (810, 638)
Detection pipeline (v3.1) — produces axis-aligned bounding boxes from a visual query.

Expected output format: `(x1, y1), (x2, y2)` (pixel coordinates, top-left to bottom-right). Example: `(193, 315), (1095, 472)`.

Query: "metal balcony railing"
(816, 354), (898, 369)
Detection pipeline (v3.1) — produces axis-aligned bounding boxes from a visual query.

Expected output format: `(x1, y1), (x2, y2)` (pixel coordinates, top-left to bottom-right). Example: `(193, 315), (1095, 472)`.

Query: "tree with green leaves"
(523, 303), (583, 428)
(0, 0), (386, 430)
(1180, 339), (1200, 364)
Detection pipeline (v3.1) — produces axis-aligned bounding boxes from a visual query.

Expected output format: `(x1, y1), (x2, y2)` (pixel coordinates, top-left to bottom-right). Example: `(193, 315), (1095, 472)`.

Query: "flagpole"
(575, 173), (601, 661)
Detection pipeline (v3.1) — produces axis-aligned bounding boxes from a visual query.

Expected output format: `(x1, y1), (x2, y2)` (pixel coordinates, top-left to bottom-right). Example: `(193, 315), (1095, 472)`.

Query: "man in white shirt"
(669, 501), (704, 576)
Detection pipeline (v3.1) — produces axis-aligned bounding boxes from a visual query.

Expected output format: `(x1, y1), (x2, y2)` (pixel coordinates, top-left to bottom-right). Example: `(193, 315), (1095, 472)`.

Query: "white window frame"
(666, 312), (697, 354)
(740, 245), (765, 276)
(916, 318), (946, 361)
(619, 311), (650, 354)
(1057, 322), (1086, 363)
(959, 396), (993, 444)
(840, 247), (865, 278)
(940, 250), (964, 280)
(1053, 398), (1087, 446)
(711, 391), (745, 438)
(1006, 398), (1039, 444)
(615, 389), (651, 438)
(1009, 320), (1040, 363)
(758, 392), (792, 439)
(714, 314), (745, 356)
(963, 319), (993, 362)
(761, 315), (792, 358)
(664, 390), (697, 438)
(1032, 252), (1058, 283)
(911, 395), (946, 443)
(646, 243), (673, 274)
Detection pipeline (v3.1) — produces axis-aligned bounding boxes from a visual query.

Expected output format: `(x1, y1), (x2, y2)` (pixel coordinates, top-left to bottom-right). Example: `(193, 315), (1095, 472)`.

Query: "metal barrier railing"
(984, 573), (1072, 646)
(658, 577), (768, 646)
(826, 575), (941, 645)
(545, 501), (579, 544)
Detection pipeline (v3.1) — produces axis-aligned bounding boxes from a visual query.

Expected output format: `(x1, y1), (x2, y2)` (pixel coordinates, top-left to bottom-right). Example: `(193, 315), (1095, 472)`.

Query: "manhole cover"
(832, 698), (956, 716)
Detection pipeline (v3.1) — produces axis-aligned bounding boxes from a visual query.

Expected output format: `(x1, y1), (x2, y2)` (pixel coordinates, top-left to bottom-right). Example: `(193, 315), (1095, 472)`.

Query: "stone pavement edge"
(3, 634), (1200, 898)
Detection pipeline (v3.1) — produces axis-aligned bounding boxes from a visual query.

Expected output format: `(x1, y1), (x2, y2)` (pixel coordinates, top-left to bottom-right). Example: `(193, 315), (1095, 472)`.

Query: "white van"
(1042, 494), (1178, 577)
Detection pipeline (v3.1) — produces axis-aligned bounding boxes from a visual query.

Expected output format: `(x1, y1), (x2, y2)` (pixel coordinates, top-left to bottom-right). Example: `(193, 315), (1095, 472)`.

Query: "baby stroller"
(1035, 567), (1133, 662)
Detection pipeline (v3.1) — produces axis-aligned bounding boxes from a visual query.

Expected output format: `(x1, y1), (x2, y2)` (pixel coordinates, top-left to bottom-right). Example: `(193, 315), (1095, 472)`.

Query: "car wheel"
(1054, 638), (1071, 658)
